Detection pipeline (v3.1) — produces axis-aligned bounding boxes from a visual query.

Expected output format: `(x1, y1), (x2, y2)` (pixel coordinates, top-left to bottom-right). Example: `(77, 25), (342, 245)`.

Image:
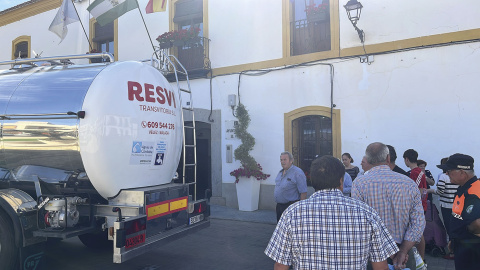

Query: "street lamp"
(344, 0), (363, 26)
(344, 0), (364, 43)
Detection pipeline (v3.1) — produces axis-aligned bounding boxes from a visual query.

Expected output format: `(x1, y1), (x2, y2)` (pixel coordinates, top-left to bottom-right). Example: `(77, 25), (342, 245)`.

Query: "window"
(290, 0), (331, 56)
(12, 36), (31, 59)
(171, 0), (209, 72)
(14, 41), (28, 58)
(93, 21), (114, 53)
(173, 0), (203, 29)
(89, 19), (116, 62)
(284, 106), (341, 177)
(93, 22), (114, 53)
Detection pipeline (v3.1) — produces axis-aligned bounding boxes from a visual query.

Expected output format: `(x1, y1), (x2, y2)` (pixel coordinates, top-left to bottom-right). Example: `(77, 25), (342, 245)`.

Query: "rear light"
(125, 218), (146, 235)
(188, 199), (209, 215)
(188, 201), (209, 225)
(187, 202), (194, 214)
(193, 201), (207, 214)
(115, 216), (147, 249)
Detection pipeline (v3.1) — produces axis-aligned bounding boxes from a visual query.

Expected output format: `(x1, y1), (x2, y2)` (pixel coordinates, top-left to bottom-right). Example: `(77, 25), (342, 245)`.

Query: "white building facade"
(1, 0), (479, 210)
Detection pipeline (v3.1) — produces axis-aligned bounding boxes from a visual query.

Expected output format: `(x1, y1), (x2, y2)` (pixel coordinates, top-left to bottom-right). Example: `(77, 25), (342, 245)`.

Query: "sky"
(0, 0), (29, 11)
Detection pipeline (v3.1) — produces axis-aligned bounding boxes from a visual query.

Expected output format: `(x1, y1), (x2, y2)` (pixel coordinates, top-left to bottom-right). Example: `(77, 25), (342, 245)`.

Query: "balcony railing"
(290, 17), (331, 56)
(158, 37), (211, 82)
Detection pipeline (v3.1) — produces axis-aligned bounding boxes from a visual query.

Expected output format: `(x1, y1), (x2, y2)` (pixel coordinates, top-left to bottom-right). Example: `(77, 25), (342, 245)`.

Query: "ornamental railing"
(290, 18), (331, 56)
(158, 36), (211, 81)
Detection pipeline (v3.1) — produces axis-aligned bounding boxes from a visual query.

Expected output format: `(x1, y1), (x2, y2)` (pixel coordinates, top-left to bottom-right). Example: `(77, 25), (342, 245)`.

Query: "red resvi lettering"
(128, 81), (176, 108)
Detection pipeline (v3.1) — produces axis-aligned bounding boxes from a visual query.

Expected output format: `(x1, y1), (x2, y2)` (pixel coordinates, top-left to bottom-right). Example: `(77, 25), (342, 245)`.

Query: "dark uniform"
(450, 176), (480, 270)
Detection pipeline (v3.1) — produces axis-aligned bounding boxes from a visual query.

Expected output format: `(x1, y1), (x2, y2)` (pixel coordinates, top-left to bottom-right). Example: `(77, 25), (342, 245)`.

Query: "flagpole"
(135, 0), (159, 59)
(71, 0), (93, 51)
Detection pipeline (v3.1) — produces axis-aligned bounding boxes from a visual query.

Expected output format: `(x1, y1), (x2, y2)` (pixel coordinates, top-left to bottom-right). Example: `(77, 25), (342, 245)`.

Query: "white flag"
(87, 0), (138, 27)
(48, 0), (79, 43)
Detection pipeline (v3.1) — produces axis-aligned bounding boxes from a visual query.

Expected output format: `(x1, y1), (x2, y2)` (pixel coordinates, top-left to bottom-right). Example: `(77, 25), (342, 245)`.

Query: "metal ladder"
(152, 50), (198, 200)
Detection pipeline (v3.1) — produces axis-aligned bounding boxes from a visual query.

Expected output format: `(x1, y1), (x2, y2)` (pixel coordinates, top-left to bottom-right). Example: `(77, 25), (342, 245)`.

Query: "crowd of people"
(266, 143), (480, 270)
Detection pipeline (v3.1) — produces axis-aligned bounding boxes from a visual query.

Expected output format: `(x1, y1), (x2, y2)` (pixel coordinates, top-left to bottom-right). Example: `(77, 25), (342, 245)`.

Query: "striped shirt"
(352, 165), (426, 244)
(265, 189), (398, 270)
(436, 173), (459, 208)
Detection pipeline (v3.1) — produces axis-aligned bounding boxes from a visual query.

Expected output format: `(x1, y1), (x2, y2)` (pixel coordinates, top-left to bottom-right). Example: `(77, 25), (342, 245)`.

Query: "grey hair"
(365, 142), (389, 165)
(281, 151), (294, 161)
(465, 169), (475, 176)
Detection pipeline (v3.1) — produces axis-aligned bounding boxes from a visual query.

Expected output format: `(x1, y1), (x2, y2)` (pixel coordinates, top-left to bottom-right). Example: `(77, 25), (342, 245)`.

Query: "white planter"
(236, 177), (261, 211)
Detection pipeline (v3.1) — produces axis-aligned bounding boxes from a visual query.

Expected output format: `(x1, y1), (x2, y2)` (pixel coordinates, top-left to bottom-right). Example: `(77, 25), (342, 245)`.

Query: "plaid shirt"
(352, 165), (425, 244)
(265, 189), (398, 269)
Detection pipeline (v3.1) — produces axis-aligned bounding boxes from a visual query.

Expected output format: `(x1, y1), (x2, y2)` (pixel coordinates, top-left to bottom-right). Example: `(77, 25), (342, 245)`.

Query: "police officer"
(437, 153), (480, 270)
(274, 151), (307, 222)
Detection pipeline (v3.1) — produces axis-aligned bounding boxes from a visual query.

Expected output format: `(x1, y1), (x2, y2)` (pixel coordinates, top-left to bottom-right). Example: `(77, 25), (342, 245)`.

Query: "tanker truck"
(0, 52), (210, 270)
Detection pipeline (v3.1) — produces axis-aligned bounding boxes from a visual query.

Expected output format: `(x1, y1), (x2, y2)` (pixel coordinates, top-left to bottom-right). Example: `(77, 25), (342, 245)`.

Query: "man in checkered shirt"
(353, 142), (426, 270)
(265, 155), (398, 270)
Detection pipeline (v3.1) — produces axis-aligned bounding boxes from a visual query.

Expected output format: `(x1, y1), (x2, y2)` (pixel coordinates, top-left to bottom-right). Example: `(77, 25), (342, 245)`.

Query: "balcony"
(290, 17), (331, 56)
(158, 37), (211, 82)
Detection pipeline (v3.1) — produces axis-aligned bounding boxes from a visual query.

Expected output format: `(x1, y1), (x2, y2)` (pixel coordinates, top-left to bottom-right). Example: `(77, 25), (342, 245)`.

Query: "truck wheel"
(0, 213), (18, 269)
(78, 230), (111, 249)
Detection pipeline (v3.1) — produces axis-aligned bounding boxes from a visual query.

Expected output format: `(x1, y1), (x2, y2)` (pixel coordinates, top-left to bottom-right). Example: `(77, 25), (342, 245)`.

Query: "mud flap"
(19, 242), (46, 270)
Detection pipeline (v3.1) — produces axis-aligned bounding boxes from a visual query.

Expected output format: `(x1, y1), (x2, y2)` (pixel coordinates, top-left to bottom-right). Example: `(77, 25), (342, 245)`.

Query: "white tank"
(0, 61), (183, 199)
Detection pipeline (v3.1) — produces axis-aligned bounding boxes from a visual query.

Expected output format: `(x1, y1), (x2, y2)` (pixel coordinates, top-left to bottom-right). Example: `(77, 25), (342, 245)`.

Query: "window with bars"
(290, 0), (331, 56)
(14, 41), (28, 59)
(173, 0), (206, 71)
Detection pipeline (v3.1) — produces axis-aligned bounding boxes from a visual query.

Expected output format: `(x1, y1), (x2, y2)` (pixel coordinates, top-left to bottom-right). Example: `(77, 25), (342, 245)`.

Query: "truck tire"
(78, 230), (111, 249)
(0, 212), (18, 269)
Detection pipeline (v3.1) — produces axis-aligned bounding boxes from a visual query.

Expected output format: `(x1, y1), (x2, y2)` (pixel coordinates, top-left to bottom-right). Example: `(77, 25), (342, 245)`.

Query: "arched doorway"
(292, 115), (333, 176)
(284, 106), (341, 183)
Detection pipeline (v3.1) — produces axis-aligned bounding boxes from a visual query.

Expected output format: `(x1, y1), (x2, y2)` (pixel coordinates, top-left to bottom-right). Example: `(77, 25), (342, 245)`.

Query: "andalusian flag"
(146, 0), (167, 14)
(87, 0), (138, 26)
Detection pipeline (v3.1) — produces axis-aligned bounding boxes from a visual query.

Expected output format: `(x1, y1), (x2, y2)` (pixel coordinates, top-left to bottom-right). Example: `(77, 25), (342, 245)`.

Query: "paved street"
(44, 205), (456, 270)
(45, 218), (276, 270)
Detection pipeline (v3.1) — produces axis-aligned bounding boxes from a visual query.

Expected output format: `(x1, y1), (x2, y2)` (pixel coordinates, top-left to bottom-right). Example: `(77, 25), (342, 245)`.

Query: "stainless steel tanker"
(0, 59), (183, 199)
(0, 53), (209, 270)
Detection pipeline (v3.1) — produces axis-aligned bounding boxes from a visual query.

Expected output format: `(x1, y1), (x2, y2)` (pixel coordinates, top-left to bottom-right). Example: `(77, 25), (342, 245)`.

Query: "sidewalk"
(210, 204), (455, 270)
(210, 204), (276, 224)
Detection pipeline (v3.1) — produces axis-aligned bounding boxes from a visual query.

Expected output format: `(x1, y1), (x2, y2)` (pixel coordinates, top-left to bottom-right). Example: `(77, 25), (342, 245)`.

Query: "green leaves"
(230, 103), (270, 182)
(234, 103), (257, 171)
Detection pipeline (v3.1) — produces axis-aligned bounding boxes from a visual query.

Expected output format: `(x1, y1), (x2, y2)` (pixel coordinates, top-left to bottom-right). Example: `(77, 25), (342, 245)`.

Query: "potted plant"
(229, 103), (270, 211)
(305, 2), (329, 22)
(156, 27), (201, 48)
